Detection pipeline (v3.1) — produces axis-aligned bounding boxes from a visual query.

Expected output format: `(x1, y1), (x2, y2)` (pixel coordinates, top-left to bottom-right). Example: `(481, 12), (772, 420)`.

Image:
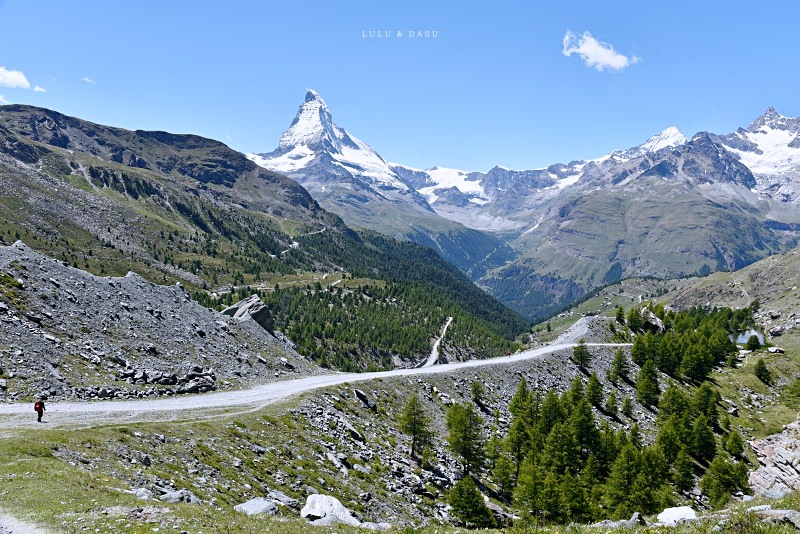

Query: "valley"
(2, 99), (800, 533)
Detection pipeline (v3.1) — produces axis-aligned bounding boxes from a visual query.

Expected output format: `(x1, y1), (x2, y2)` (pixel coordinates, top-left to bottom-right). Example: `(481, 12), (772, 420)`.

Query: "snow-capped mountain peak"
(611, 126), (687, 162)
(639, 126), (688, 152)
(747, 106), (799, 134)
(722, 107), (800, 178)
(249, 90), (412, 192)
(278, 90), (340, 152)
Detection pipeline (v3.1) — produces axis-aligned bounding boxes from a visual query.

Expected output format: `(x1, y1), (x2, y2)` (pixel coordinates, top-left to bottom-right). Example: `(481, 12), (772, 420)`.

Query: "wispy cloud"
(34, 85), (46, 93)
(0, 94), (8, 105)
(0, 66), (31, 89)
(562, 30), (640, 72)
(82, 77), (96, 85)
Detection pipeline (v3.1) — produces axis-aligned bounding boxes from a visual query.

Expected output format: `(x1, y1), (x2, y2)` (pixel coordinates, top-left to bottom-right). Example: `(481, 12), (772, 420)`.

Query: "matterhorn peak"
(278, 89), (341, 152)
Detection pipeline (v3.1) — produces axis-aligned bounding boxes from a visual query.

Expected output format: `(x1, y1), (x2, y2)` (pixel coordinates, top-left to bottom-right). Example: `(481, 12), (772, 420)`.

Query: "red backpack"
(34, 401), (42, 411)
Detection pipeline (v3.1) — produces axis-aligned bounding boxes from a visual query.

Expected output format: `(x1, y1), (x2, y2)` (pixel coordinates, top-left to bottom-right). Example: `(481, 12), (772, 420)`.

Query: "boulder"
(222, 295), (274, 334)
(267, 489), (298, 509)
(657, 506), (697, 525)
(300, 494), (361, 527)
(753, 509), (800, 529)
(234, 497), (278, 516)
(132, 488), (154, 501)
(159, 489), (200, 504)
(354, 389), (376, 411)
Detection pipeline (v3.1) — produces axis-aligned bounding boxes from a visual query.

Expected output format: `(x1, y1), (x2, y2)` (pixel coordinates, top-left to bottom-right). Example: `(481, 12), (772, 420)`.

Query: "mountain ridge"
(251, 92), (800, 320)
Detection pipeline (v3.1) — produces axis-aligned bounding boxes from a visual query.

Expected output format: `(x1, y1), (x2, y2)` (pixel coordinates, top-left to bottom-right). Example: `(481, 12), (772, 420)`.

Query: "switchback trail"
(0, 343), (629, 429)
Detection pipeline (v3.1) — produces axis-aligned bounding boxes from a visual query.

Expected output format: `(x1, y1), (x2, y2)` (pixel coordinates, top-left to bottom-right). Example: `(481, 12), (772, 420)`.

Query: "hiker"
(34, 398), (45, 422)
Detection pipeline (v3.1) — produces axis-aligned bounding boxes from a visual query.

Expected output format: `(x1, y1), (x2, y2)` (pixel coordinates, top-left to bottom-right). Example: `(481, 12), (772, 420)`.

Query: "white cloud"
(0, 94), (8, 105)
(82, 77), (96, 85)
(34, 85), (46, 93)
(0, 66), (31, 89)
(562, 30), (640, 72)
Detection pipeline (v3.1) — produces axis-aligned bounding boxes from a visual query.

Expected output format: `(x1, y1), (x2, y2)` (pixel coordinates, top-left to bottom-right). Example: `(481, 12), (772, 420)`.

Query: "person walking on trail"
(34, 399), (45, 423)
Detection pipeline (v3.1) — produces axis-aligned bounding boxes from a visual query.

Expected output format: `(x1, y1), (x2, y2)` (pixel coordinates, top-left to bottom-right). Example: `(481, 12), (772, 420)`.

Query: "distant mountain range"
(251, 92), (800, 319)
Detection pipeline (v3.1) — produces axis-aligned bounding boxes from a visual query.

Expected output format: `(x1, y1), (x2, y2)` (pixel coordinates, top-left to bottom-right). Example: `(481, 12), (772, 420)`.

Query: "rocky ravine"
(0, 241), (318, 402)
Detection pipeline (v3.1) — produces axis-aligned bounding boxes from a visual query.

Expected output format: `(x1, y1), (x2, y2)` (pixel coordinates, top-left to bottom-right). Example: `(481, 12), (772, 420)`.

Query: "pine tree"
(725, 430), (745, 457)
(606, 443), (641, 519)
(448, 476), (496, 528)
(540, 422), (581, 476)
(504, 417), (530, 481)
(514, 454), (544, 518)
(605, 391), (618, 417)
(627, 307), (644, 333)
(658, 382), (691, 423)
(540, 471), (563, 523)
(586, 372), (603, 407)
(471, 380), (485, 407)
(700, 457), (749, 507)
(621, 395), (634, 418)
(610, 347), (629, 383)
(636, 359), (661, 407)
(615, 306), (625, 325)
(692, 382), (719, 428)
(572, 339), (592, 369)
(754, 358), (772, 385)
(690, 413), (717, 462)
(446, 402), (486, 475)
(681, 343), (714, 383)
(570, 399), (599, 461)
(672, 448), (695, 492)
(493, 453), (515, 501)
(746, 334), (761, 351)
(509, 378), (530, 417)
(399, 393), (434, 459)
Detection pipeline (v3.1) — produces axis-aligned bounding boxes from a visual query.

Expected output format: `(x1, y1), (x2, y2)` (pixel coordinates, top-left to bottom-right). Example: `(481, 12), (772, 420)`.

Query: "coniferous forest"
(440, 304), (755, 527)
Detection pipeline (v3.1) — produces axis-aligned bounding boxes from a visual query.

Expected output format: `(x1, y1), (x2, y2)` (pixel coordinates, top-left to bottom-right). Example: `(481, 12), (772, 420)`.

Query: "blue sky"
(1, 0), (798, 171)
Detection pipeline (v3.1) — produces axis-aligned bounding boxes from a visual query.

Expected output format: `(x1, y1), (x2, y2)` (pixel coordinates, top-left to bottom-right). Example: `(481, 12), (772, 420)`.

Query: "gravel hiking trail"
(0, 343), (629, 430)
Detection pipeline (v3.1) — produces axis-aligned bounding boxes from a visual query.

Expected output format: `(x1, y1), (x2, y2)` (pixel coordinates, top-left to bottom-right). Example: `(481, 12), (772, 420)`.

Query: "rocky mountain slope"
(249, 91), (514, 277)
(0, 240), (317, 402)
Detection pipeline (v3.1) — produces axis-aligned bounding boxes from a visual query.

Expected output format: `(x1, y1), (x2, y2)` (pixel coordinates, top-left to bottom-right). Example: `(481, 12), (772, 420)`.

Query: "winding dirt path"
(0, 343), (629, 429)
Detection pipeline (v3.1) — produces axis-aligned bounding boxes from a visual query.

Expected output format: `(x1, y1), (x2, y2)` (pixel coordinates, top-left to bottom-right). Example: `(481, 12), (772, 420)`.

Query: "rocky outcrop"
(749, 421), (800, 498)
(222, 294), (275, 334)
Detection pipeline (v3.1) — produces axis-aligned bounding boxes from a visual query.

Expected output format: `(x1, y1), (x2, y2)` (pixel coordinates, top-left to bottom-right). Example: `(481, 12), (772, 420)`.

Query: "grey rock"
(354, 388), (376, 411)
(267, 489), (298, 509)
(159, 489), (200, 504)
(234, 497), (278, 516)
(132, 488), (154, 501)
(222, 294), (275, 334)
(753, 509), (800, 529)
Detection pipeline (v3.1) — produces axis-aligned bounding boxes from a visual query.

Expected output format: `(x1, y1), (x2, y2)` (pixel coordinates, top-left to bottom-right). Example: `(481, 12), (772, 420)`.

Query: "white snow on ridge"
(640, 126), (687, 153)
(248, 146), (315, 173)
(728, 127), (800, 175)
